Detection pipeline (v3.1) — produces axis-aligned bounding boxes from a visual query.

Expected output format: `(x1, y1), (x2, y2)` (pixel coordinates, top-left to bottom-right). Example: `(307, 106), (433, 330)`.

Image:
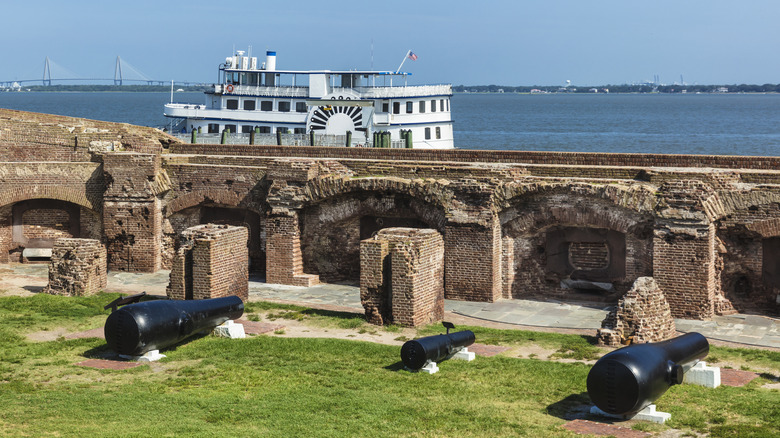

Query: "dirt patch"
(0, 273), (47, 297)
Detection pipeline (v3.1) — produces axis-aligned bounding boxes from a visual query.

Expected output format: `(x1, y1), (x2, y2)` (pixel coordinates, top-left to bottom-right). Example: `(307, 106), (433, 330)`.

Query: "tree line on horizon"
(2, 85), (210, 92)
(454, 84), (780, 93)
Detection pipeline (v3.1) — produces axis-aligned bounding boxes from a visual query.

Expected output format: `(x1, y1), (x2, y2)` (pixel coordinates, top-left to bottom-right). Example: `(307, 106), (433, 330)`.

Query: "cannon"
(104, 296), (244, 356)
(587, 332), (709, 416)
(400, 322), (476, 370)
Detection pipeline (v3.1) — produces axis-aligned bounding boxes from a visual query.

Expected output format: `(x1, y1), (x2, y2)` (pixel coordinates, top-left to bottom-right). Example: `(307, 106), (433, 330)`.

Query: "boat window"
(406, 102), (413, 114)
(226, 99), (239, 110)
(446, 99), (450, 111)
(242, 125), (253, 133)
(259, 126), (271, 133)
(261, 101), (273, 111)
(431, 100), (437, 112)
(296, 102), (307, 113)
(246, 73), (260, 86)
(393, 102), (400, 114)
(277, 127), (289, 134)
(440, 99), (445, 111)
(436, 127), (441, 139)
(208, 123), (220, 134)
(425, 127), (431, 139)
(225, 124), (237, 133)
(382, 102), (389, 113)
(279, 102), (291, 112)
(244, 100), (256, 111)
(294, 128), (306, 134)
(419, 101), (426, 113)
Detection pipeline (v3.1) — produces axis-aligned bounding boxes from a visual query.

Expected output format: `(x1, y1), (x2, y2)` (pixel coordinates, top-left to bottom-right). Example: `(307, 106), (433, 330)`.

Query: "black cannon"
(400, 322), (476, 370)
(586, 332), (709, 416)
(104, 296), (244, 356)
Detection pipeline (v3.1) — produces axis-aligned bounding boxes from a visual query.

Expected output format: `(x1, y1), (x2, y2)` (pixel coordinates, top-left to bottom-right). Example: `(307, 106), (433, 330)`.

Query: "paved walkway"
(2, 263), (778, 349)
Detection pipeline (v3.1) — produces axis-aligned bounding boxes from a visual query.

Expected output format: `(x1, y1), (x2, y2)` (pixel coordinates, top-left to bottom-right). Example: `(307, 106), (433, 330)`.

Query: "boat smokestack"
(265, 51), (277, 71)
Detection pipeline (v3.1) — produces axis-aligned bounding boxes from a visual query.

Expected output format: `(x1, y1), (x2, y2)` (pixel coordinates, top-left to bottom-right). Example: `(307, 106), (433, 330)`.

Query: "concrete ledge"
(684, 361), (721, 388)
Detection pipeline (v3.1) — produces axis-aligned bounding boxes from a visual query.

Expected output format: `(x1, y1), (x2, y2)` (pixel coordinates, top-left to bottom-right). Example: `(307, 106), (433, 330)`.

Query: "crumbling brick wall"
(167, 224), (249, 301)
(597, 276), (676, 346)
(360, 228), (444, 327)
(44, 238), (107, 296)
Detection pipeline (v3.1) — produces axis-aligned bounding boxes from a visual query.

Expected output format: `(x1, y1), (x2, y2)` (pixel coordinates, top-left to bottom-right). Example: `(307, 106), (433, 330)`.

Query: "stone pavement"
(2, 263), (778, 349)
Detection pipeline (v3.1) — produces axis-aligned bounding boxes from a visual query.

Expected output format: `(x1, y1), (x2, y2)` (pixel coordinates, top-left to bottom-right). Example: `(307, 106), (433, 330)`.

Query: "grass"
(0, 293), (778, 437)
(416, 324), (603, 361)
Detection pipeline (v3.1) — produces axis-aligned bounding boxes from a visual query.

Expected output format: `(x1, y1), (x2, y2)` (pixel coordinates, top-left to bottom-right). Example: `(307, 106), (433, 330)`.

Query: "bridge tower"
(43, 57), (52, 86)
(114, 56), (123, 86)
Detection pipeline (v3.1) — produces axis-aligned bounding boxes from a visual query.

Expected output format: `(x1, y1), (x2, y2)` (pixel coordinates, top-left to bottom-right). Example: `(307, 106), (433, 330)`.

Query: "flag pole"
(396, 50), (411, 73)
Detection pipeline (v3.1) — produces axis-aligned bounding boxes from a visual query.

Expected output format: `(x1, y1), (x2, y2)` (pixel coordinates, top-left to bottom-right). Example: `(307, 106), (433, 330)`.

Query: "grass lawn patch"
(1, 295), (778, 437)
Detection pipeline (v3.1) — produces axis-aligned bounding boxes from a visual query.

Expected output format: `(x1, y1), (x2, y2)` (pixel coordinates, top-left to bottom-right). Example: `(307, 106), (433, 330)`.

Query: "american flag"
(408, 51), (418, 61)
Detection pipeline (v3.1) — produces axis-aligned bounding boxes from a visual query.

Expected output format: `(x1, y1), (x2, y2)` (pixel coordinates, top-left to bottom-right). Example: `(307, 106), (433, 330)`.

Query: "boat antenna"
(370, 39), (374, 70)
(395, 50), (411, 74)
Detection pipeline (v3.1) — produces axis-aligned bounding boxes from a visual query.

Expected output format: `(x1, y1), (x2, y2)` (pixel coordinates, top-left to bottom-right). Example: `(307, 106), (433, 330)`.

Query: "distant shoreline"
(2, 84), (779, 94)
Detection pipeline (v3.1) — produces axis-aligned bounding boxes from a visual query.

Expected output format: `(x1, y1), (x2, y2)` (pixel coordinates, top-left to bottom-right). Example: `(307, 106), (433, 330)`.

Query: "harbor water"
(1, 91), (779, 156)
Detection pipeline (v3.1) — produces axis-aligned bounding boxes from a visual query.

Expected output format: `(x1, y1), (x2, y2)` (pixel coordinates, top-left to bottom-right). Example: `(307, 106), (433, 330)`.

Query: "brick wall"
(360, 228), (444, 327)
(44, 238), (107, 296)
(102, 153), (163, 272)
(167, 224), (248, 301)
(265, 213), (319, 286)
(597, 276), (677, 346)
(169, 143), (780, 170)
(444, 221), (502, 302)
(653, 223), (717, 319)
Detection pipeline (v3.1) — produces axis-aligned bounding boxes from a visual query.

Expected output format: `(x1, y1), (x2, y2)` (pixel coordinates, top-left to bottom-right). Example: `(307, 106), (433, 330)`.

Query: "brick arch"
(304, 176), (452, 216)
(298, 176), (449, 283)
(494, 181), (657, 219)
(497, 182), (656, 301)
(0, 186), (101, 212)
(717, 191), (780, 219)
(165, 190), (258, 216)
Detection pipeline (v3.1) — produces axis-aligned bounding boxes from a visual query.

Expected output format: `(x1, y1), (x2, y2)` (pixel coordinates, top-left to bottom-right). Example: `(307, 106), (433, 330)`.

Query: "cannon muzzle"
(587, 332), (709, 416)
(401, 327), (475, 370)
(104, 296), (244, 356)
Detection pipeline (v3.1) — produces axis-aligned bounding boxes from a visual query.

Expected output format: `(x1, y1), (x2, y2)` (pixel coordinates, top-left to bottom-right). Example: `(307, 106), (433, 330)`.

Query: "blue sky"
(2, 0), (778, 86)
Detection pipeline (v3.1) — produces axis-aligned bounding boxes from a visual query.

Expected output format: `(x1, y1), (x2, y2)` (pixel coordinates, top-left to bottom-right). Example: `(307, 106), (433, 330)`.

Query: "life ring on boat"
(225, 84), (234, 93)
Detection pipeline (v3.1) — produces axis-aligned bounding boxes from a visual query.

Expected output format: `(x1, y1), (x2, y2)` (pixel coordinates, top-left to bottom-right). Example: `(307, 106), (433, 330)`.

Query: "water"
(1, 91), (779, 156)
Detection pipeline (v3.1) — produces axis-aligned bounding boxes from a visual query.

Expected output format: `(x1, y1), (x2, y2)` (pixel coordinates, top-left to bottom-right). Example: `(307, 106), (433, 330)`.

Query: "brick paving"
(562, 419), (651, 437)
(720, 368), (761, 387)
(469, 343), (510, 357)
(237, 319), (285, 335)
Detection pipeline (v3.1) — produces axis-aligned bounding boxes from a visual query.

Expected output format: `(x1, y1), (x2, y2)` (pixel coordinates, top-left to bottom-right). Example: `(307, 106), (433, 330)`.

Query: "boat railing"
(346, 84), (452, 98)
(216, 84), (310, 97)
(170, 132), (406, 148)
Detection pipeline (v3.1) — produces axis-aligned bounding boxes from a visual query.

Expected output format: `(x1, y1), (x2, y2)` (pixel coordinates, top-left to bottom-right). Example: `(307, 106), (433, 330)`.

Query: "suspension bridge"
(0, 56), (207, 88)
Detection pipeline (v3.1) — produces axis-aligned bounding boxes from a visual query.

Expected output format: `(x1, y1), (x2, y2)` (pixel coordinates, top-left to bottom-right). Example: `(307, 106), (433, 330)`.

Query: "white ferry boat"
(164, 50), (454, 149)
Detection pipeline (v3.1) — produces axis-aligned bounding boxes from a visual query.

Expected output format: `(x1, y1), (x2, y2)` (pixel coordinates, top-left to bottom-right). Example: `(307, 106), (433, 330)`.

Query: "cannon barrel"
(104, 296), (244, 356)
(400, 330), (475, 370)
(587, 332), (709, 415)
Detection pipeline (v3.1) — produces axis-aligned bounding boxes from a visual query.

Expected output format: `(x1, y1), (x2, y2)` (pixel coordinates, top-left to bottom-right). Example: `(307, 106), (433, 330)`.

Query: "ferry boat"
(164, 50), (454, 149)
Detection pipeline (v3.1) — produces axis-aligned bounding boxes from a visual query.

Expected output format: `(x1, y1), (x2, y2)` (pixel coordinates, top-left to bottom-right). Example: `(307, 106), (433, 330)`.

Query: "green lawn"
(0, 293), (778, 437)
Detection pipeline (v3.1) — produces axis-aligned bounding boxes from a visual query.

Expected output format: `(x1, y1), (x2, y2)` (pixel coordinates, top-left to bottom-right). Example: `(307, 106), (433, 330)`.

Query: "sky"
(2, 0), (779, 87)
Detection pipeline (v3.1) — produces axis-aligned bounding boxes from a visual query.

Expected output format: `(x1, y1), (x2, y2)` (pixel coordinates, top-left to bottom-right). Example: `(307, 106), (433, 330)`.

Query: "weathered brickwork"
(102, 153), (167, 272)
(360, 228), (444, 327)
(44, 238), (107, 296)
(4, 109), (780, 319)
(597, 277), (677, 346)
(167, 224), (248, 301)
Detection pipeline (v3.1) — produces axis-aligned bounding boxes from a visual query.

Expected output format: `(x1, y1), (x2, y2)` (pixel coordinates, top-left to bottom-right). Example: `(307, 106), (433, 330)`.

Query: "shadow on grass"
(383, 361), (406, 372)
(82, 331), (211, 360)
(301, 308), (363, 319)
(546, 392), (593, 421)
